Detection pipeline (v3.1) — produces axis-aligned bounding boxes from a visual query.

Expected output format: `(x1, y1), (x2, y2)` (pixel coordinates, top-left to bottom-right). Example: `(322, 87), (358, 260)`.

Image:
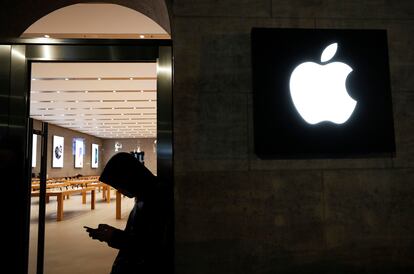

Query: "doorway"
(1, 40), (172, 274)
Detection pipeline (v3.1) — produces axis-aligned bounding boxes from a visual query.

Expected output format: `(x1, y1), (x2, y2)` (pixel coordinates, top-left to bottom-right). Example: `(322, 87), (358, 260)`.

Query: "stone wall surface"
(172, 0), (414, 273)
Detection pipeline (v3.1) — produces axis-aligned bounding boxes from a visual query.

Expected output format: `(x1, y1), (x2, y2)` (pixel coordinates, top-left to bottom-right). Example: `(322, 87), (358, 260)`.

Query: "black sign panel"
(251, 28), (395, 159)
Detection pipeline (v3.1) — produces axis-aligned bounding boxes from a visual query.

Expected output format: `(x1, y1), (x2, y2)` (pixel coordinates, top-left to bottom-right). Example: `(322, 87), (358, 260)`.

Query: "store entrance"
(0, 40), (173, 274)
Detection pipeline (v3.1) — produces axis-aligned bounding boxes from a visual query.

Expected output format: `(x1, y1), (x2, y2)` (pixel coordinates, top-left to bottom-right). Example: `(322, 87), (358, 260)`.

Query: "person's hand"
(84, 224), (116, 243)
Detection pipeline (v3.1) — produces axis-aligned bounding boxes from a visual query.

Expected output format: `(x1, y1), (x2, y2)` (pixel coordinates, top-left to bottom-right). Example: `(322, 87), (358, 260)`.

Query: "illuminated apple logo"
(289, 43), (357, 124)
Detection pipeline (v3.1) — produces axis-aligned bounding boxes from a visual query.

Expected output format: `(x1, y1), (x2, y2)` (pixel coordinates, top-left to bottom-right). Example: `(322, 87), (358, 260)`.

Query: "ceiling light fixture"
(139, 35), (145, 39)
(44, 35), (50, 38)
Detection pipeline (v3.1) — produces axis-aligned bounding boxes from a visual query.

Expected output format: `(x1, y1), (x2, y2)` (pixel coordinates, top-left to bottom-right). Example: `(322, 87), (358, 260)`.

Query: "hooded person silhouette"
(85, 152), (167, 274)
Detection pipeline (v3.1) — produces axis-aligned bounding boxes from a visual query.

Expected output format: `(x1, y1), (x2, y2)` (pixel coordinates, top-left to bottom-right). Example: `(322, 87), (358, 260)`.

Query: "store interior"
(24, 4), (169, 274)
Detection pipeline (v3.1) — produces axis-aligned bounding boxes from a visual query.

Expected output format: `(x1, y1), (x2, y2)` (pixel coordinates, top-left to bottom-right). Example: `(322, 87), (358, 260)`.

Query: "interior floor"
(29, 189), (135, 274)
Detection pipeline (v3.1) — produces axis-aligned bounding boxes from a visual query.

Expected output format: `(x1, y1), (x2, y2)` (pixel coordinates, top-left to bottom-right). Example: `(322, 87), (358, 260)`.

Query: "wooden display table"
(31, 182), (71, 191)
(32, 187), (96, 221)
(116, 191), (122, 219)
(87, 182), (111, 203)
(66, 179), (99, 188)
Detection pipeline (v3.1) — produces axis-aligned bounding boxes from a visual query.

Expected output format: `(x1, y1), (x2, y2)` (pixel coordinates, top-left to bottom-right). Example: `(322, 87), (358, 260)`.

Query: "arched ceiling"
(26, 3), (168, 139)
(21, 3), (170, 39)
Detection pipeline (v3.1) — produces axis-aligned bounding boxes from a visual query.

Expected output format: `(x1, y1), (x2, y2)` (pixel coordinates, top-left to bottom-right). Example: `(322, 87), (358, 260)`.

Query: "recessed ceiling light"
(44, 35), (50, 38)
(139, 35), (145, 39)
(85, 90), (88, 93)
(32, 78), (36, 81)
(65, 78), (69, 81)
(130, 77), (133, 80)
(113, 90), (116, 93)
(149, 99), (152, 102)
(140, 90), (144, 93)
(98, 78), (101, 80)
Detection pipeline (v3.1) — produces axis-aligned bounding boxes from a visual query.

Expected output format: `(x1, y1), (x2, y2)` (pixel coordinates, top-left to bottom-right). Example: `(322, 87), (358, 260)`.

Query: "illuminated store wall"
(32, 119), (104, 178)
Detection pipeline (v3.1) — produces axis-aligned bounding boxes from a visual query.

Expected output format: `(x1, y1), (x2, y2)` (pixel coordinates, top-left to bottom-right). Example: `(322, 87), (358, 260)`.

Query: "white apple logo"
(289, 43), (357, 125)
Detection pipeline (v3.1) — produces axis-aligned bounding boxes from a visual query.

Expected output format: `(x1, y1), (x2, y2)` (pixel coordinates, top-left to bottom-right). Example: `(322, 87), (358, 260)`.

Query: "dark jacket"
(109, 190), (166, 274)
(99, 153), (167, 274)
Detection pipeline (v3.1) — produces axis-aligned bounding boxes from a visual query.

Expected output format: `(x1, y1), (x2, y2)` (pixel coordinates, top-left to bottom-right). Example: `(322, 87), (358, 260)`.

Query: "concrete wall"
(172, 1), (414, 273)
(102, 138), (157, 175)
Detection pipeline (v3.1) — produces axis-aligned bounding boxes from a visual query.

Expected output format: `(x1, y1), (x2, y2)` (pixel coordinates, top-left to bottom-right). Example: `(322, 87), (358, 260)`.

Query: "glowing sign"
(289, 43), (357, 124)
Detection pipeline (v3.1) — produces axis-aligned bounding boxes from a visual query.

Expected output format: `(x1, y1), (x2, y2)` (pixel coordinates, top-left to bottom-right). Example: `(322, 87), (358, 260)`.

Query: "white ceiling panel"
(31, 108), (156, 115)
(31, 91), (156, 101)
(31, 79), (156, 92)
(31, 62), (157, 78)
(31, 100), (155, 109)
(30, 62), (157, 139)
